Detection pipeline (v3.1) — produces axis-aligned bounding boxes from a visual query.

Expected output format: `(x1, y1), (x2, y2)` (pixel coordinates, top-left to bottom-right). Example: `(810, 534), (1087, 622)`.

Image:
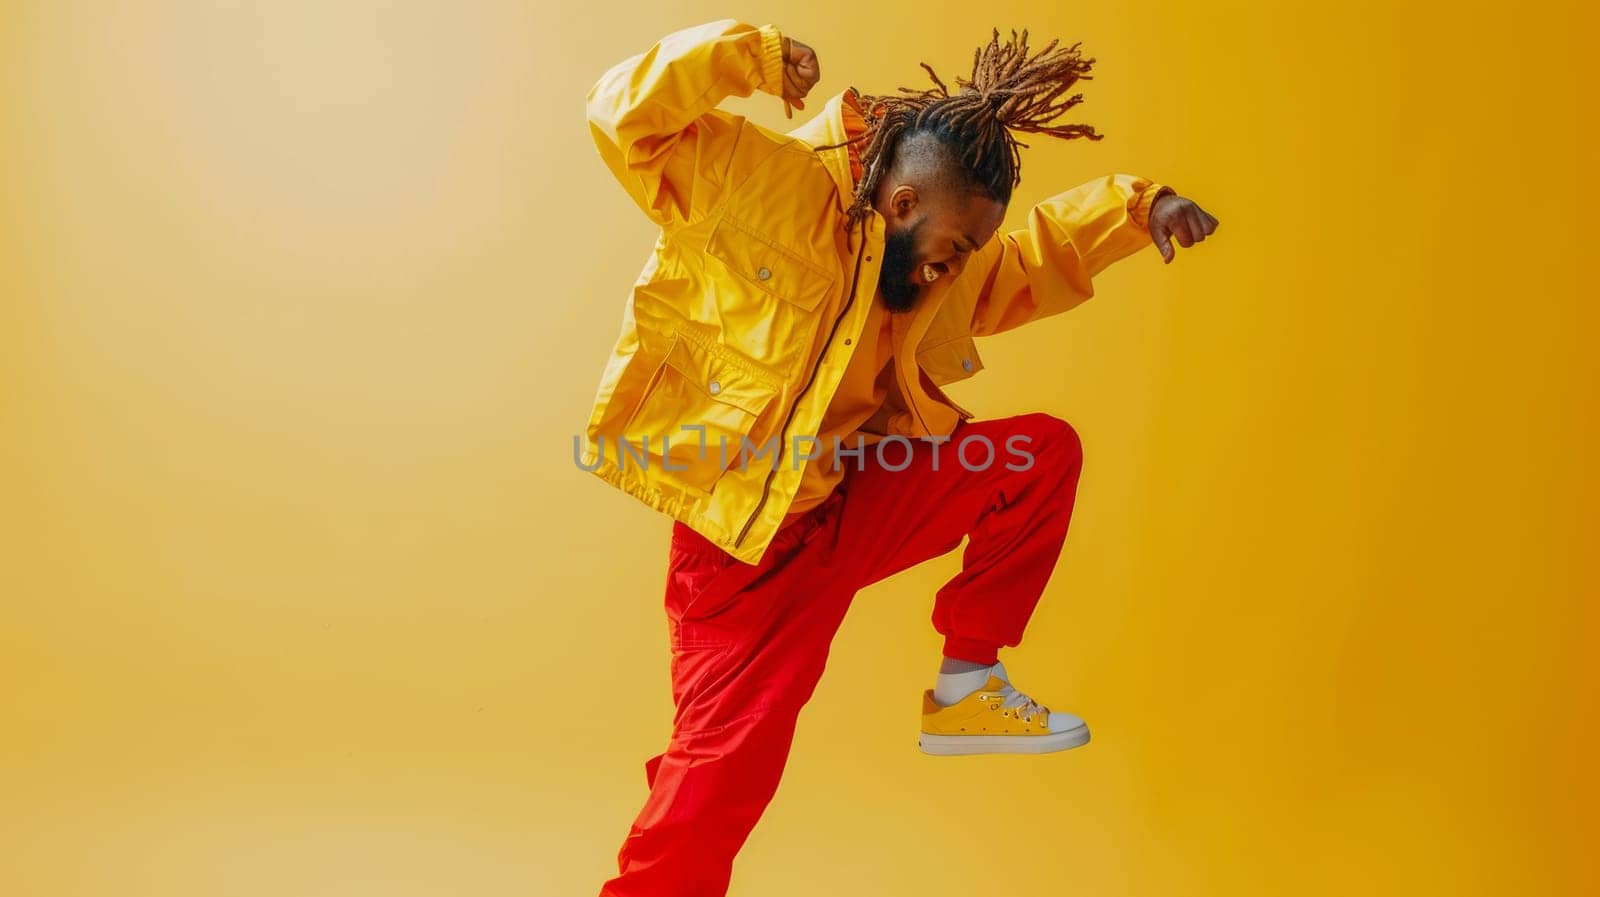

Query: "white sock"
(934, 663), (996, 706)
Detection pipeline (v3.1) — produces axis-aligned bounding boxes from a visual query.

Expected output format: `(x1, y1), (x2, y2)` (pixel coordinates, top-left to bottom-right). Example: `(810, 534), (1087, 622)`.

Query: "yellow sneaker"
(919, 669), (1090, 756)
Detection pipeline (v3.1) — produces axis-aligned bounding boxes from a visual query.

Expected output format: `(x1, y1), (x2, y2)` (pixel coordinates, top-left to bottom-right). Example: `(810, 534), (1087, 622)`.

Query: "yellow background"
(3, 1), (1596, 895)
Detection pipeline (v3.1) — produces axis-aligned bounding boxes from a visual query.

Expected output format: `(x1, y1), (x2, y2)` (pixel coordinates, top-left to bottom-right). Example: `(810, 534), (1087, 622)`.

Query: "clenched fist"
(779, 35), (820, 116)
(1149, 192), (1220, 264)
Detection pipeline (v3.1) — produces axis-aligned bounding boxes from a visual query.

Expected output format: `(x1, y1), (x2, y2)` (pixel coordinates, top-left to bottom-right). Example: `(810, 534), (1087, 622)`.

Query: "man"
(580, 18), (1219, 896)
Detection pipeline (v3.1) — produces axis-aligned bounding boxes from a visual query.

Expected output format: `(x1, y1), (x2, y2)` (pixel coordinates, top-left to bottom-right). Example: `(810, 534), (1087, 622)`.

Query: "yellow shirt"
(785, 298), (899, 519)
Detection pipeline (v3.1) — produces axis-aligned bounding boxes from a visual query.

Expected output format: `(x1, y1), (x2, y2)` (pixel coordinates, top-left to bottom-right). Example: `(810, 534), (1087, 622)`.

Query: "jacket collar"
(785, 88), (861, 214)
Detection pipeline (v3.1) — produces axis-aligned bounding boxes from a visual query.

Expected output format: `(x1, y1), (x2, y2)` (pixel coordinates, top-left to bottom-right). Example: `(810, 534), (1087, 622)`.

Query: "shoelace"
(990, 681), (1049, 723)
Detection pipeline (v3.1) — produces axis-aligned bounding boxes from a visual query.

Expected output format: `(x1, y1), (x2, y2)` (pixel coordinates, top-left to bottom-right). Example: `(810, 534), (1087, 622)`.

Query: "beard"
(877, 218), (924, 313)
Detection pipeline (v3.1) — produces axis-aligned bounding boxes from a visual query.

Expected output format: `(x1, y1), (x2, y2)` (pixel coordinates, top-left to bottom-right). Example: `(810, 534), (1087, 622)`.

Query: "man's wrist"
(756, 24), (786, 96)
(1131, 183), (1177, 231)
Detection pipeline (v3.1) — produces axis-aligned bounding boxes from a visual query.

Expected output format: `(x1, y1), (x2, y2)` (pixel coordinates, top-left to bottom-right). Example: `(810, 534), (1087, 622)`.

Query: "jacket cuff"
(1129, 181), (1176, 231)
(756, 24), (786, 96)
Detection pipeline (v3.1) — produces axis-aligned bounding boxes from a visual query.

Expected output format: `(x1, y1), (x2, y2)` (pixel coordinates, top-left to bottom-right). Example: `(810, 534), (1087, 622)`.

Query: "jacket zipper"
(735, 233), (870, 549)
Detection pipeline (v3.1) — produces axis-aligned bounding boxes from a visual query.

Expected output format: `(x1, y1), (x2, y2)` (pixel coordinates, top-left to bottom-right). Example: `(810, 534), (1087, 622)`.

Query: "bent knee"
(1012, 412), (1082, 463)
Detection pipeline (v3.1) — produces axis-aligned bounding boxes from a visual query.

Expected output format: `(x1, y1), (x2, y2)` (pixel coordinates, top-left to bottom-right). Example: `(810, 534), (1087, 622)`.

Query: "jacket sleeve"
(966, 173), (1175, 337)
(585, 19), (788, 229)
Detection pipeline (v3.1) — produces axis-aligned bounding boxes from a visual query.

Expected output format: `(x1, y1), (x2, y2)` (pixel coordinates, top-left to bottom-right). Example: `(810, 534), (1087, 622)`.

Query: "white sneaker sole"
(919, 724), (1091, 756)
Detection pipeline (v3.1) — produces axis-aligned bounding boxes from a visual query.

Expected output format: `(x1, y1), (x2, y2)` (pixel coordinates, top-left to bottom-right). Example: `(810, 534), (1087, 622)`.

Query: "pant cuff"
(941, 635), (1000, 666)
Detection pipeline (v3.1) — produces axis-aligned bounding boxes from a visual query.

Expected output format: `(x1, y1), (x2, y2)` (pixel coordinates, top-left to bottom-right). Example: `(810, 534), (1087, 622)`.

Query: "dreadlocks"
(818, 28), (1104, 233)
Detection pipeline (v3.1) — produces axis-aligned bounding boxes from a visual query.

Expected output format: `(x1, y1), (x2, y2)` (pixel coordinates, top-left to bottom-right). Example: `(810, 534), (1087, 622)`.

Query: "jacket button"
(961, 357), (974, 372)
(708, 379), (722, 395)
(756, 266), (772, 280)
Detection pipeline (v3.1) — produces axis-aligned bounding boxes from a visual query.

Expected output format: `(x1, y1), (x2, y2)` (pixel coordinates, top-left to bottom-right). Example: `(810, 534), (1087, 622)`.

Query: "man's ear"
(886, 184), (920, 221)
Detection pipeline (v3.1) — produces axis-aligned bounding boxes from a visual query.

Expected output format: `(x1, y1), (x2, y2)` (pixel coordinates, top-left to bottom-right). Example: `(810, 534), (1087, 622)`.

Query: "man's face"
(876, 189), (1006, 313)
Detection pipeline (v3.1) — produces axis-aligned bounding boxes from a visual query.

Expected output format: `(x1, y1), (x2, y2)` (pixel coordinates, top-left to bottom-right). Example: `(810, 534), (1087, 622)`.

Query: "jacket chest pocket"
(916, 334), (985, 387)
(703, 213), (835, 314)
(620, 330), (783, 495)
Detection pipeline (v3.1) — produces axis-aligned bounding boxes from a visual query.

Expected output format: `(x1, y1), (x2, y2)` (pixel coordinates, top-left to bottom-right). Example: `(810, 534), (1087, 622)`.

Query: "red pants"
(598, 413), (1084, 896)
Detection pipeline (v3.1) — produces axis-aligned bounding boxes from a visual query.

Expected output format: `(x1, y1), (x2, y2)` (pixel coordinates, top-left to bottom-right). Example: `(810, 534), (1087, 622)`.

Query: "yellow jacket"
(581, 18), (1172, 565)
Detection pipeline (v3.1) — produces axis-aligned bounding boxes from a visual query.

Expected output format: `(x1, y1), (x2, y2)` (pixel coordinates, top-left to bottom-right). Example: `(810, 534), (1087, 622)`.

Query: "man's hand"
(779, 36), (820, 116)
(1149, 192), (1220, 264)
